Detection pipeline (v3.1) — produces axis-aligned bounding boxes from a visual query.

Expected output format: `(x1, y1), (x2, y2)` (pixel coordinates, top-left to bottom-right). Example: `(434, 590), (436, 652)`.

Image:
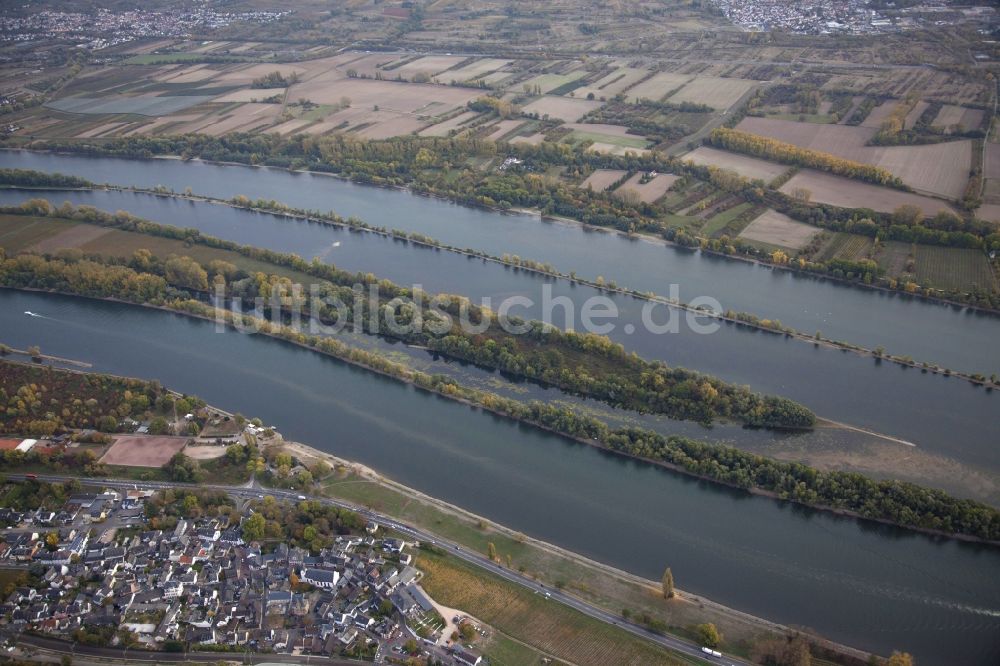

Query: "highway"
(6, 473), (745, 666)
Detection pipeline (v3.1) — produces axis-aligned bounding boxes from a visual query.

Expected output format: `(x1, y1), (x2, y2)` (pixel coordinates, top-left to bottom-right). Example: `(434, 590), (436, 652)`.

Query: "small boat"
(24, 311), (39, 317)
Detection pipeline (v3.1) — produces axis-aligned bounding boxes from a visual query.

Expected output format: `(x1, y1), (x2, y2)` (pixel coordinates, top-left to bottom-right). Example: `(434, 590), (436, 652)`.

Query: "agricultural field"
(738, 209), (819, 250)
(573, 67), (649, 101)
(976, 204), (1000, 224)
(859, 100), (900, 128)
(417, 551), (685, 666)
(46, 95), (214, 116)
(736, 116), (973, 199)
(682, 146), (789, 183)
(904, 101), (930, 129)
(876, 240), (914, 277)
(932, 105), (985, 132)
(484, 119), (528, 141)
(579, 169), (628, 192)
(778, 170), (956, 217)
(700, 202), (755, 237)
(0, 214), (319, 285)
(613, 173), (679, 203)
(438, 58), (512, 83)
(566, 127), (650, 152)
(521, 96), (602, 122)
(666, 76), (757, 111)
(812, 233), (874, 263)
(625, 71), (691, 103)
(418, 110), (481, 137)
(519, 71), (586, 95)
(913, 245), (997, 293)
(392, 55), (467, 79)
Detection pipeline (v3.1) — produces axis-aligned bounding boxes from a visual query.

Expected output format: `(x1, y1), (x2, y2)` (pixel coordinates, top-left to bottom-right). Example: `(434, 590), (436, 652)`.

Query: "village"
(0, 482), (485, 665)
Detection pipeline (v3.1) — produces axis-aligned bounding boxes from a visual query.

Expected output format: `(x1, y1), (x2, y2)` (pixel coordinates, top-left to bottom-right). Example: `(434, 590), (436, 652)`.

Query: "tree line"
(2, 253), (995, 540)
(707, 127), (905, 188)
(0, 201), (816, 430)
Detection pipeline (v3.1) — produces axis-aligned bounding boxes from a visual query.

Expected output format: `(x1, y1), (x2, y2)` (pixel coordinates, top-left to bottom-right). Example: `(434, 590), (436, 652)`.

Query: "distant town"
(0, 7), (289, 50)
(712, 0), (995, 34)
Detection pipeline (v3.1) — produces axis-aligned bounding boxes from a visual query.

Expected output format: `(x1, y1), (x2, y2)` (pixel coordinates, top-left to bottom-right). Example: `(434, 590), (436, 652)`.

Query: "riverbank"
(260, 438), (877, 664)
(5, 174), (996, 387)
(7, 144), (999, 318)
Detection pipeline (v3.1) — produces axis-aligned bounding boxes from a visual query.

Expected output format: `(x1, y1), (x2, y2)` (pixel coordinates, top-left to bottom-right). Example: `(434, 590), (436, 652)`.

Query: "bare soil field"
(519, 71), (586, 94)
(184, 445), (227, 460)
(511, 133), (546, 145)
(355, 115), (427, 139)
(522, 96), (602, 122)
(683, 146), (789, 182)
(932, 105), (984, 131)
(289, 76), (479, 116)
(588, 142), (649, 156)
(213, 63), (308, 85)
(485, 119), (527, 141)
(904, 101), (929, 130)
(214, 88), (285, 103)
(178, 103), (282, 136)
(573, 67), (648, 101)
(738, 209), (818, 250)
(579, 169), (629, 191)
(666, 76), (757, 111)
(29, 224), (111, 254)
(613, 173), (679, 203)
(438, 58), (511, 83)
(859, 100), (899, 128)
(736, 117), (972, 198)
(779, 170), (955, 217)
(394, 55), (467, 79)
(976, 204), (1000, 223)
(418, 110), (480, 137)
(99, 435), (189, 468)
(564, 122), (632, 137)
(625, 71), (690, 103)
(268, 118), (314, 136)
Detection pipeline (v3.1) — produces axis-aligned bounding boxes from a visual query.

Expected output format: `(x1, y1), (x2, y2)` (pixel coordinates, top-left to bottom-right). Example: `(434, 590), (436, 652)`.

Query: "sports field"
(99, 435), (189, 468)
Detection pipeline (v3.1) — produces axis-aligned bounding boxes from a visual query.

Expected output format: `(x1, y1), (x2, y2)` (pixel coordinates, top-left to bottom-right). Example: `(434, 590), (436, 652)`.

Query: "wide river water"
(1, 150), (998, 377)
(0, 290), (997, 666)
(0, 186), (997, 478)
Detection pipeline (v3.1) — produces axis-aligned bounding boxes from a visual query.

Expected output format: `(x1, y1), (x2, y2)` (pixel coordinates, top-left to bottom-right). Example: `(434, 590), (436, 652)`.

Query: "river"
(0, 290), (997, 665)
(1, 150), (998, 378)
(0, 187), (997, 479)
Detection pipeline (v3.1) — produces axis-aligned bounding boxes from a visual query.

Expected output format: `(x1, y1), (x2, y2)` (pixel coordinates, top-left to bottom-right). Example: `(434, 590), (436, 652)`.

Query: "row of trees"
(707, 127), (904, 188)
(3, 251), (992, 540)
(0, 202), (816, 429)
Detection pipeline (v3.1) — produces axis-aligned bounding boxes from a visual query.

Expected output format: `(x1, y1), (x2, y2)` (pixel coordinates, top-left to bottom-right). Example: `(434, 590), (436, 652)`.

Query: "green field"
(520, 71), (585, 94)
(417, 550), (689, 666)
(700, 202), (753, 237)
(567, 130), (650, 149)
(914, 245), (997, 292)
